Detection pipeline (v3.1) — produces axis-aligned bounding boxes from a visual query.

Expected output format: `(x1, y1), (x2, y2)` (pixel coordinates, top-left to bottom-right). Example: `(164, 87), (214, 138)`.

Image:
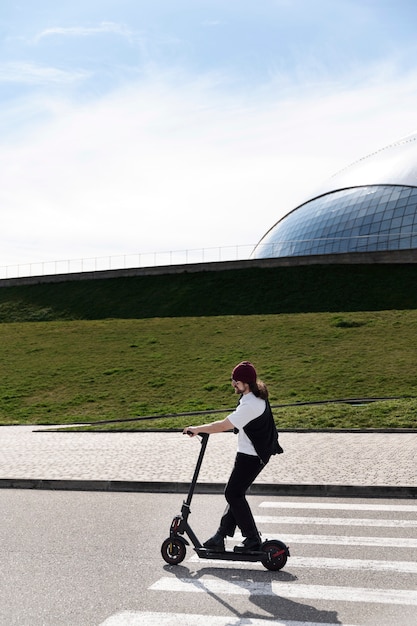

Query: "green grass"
(1, 262), (417, 430)
(1, 310), (417, 429)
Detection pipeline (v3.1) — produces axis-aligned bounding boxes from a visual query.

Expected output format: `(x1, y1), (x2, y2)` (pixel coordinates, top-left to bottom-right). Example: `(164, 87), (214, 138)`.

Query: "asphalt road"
(1, 490), (417, 626)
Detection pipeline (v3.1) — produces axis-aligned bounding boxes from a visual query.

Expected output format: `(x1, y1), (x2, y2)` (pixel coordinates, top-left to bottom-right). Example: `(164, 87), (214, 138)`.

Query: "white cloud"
(33, 21), (133, 43)
(0, 61), (89, 84)
(2, 61), (417, 268)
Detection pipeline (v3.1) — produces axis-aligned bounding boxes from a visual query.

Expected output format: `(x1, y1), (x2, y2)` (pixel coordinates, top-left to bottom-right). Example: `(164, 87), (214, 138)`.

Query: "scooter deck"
(196, 547), (264, 562)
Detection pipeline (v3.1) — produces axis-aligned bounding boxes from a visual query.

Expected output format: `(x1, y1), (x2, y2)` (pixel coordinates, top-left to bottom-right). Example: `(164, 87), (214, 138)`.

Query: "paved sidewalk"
(0, 426), (416, 496)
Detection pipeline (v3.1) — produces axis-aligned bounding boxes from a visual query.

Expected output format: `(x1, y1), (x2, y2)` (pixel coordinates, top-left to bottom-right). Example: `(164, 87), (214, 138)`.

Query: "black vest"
(242, 399), (283, 465)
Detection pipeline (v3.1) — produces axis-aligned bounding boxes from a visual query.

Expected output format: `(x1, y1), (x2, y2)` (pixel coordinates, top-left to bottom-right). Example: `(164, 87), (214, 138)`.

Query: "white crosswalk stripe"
(231, 530), (417, 548)
(224, 526), (417, 548)
(273, 533), (417, 547)
(255, 515), (417, 527)
(188, 554), (417, 573)
(99, 611), (359, 626)
(150, 577), (417, 605)
(259, 501), (417, 512)
(287, 556), (417, 573)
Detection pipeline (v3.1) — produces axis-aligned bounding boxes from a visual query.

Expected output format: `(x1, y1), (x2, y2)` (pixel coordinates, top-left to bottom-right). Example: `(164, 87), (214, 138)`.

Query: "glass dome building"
(253, 132), (417, 259)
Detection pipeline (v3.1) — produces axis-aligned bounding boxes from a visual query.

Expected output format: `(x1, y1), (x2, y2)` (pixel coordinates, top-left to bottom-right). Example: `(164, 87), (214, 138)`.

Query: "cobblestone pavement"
(0, 426), (416, 489)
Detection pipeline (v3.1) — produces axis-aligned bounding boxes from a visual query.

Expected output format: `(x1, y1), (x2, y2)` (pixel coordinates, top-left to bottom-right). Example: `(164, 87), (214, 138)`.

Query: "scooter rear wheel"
(161, 537), (186, 565)
(261, 540), (288, 571)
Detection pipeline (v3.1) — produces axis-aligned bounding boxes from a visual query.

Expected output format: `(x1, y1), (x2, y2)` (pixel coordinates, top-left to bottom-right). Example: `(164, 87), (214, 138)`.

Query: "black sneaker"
(202, 532), (225, 552)
(233, 536), (261, 553)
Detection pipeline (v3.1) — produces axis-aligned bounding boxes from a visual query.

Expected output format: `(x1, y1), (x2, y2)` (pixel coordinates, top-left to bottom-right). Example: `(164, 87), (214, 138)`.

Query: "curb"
(1, 478), (416, 498)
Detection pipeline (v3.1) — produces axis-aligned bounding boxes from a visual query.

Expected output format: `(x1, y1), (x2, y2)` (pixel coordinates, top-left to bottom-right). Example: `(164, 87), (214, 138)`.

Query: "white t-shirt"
(227, 392), (266, 456)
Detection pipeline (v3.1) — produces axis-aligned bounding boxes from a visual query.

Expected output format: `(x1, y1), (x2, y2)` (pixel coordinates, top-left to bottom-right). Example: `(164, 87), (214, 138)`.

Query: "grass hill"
(0, 263), (417, 429)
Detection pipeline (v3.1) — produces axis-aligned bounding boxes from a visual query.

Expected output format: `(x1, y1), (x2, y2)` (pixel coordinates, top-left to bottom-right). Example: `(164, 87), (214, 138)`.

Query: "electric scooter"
(161, 433), (290, 571)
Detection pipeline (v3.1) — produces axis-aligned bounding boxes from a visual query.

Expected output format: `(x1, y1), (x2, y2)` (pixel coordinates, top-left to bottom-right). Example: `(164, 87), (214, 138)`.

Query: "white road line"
(150, 577), (417, 606)
(285, 556), (417, 573)
(99, 611), (358, 626)
(276, 533), (417, 547)
(230, 531), (417, 547)
(255, 515), (417, 527)
(187, 554), (417, 573)
(259, 501), (417, 512)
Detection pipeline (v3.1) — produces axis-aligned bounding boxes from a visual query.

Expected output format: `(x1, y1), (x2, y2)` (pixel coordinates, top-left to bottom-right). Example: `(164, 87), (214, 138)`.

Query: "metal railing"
(0, 244), (257, 280)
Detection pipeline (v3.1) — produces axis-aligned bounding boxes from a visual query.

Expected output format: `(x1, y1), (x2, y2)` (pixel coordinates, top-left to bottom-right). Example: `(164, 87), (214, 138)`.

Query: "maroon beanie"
(232, 361), (257, 384)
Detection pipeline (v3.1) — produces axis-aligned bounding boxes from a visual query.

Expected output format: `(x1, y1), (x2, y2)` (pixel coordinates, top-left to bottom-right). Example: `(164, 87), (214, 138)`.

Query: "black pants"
(218, 452), (264, 539)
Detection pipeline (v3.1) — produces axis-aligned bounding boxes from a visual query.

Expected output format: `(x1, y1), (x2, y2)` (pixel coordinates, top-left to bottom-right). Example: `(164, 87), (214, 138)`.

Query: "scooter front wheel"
(261, 540), (289, 571)
(161, 537), (187, 565)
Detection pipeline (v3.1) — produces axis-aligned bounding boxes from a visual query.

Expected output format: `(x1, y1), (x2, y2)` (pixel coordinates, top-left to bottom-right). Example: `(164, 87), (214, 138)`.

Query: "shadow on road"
(165, 563), (342, 624)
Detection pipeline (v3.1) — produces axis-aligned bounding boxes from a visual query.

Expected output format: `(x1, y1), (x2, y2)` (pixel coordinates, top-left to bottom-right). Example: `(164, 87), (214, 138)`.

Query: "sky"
(2, 0), (417, 270)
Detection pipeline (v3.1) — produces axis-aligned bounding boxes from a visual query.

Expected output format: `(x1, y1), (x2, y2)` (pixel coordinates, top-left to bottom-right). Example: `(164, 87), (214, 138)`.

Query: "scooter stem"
(185, 433), (209, 507)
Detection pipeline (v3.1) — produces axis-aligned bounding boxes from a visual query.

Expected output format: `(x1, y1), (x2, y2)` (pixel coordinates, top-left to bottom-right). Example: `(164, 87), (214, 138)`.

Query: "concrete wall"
(1, 249), (417, 288)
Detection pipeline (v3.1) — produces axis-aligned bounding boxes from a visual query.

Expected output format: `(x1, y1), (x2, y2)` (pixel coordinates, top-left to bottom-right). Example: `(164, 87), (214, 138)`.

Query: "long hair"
(249, 379), (269, 400)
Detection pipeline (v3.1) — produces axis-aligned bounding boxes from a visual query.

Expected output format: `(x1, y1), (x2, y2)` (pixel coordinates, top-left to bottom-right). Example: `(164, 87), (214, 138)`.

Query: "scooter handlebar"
(183, 430), (209, 442)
